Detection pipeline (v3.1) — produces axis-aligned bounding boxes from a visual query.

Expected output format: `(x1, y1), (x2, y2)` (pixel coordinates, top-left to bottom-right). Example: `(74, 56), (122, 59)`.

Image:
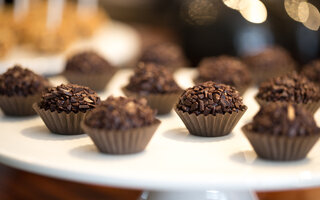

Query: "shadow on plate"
(230, 150), (310, 166)
(162, 127), (235, 143)
(69, 144), (146, 161)
(0, 113), (39, 123)
(21, 125), (87, 141)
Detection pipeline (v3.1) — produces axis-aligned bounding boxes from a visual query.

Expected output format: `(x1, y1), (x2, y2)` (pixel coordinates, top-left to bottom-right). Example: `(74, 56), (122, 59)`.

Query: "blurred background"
(0, 0), (319, 73)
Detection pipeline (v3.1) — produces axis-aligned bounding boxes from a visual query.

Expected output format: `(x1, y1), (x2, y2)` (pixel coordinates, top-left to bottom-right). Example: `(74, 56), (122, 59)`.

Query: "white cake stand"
(0, 69), (320, 200)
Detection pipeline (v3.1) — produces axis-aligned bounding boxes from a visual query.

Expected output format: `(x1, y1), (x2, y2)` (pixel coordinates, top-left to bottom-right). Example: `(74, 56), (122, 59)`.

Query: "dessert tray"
(0, 21), (140, 75)
(1, 68), (320, 200)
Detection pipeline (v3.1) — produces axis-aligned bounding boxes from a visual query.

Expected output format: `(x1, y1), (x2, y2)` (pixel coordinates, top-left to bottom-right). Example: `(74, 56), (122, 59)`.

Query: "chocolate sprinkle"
(125, 62), (181, 94)
(84, 96), (157, 130)
(257, 72), (320, 104)
(197, 55), (251, 87)
(0, 65), (50, 97)
(301, 59), (320, 84)
(139, 43), (186, 70)
(39, 84), (101, 113)
(177, 81), (247, 116)
(250, 103), (320, 136)
(65, 51), (114, 74)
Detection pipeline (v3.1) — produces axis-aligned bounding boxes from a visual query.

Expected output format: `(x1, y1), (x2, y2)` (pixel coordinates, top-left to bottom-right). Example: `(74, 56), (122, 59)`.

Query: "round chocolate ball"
(251, 103), (319, 136)
(39, 84), (101, 113)
(196, 55), (251, 93)
(301, 59), (320, 84)
(177, 81), (247, 116)
(243, 46), (296, 84)
(125, 62), (181, 94)
(84, 96), (157, 130)
(0, 65), (50, 97)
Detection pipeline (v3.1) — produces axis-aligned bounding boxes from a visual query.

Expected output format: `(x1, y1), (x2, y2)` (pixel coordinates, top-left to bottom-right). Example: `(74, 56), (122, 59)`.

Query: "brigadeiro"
(33, 84), (101, 135)
(63, 51), (116, 91)
(0, 65), (50, 116)
(139, 43), (187, 72)
(243, 46), (296, 84)
(81, 96), (161, 154)
(123, 62), (182, 114)
(195, 55), (252, 95)
(242, 103), (320, 161)
(174, 81), (247, 137)
(256, 72), (320, 114)
(301, 59), (320, 85)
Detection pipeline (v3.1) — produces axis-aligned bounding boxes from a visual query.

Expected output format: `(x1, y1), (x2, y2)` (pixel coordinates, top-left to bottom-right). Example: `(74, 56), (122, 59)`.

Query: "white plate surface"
(0, 68), (320, 191)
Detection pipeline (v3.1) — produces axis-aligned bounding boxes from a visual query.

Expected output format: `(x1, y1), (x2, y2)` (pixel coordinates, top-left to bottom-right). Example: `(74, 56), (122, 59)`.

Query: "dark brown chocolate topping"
(84, 96), (157, 130)
(39, 84), (101, 113)
(177, 81), (247, 116)
(244, 46), (296, 72)
(257, 72), (320, 104)
(197, 55), (251, 87)
(65, 51), (114, 74)
(250, 103), (320, 136)
(125, 62), (181, 94)
(301, 59), (320, 84)
(139, 43), (186, 69)
(0, 65), (50, 97)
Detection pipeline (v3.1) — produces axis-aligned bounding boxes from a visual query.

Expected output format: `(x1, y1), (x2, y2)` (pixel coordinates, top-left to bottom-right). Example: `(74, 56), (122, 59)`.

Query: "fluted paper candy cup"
(242, 124), (320, 161)
(81, 119), (161, 154)
(174, 106), (247, 137)
(255, 96), (320, 115)
(0, 94), (41, 116)
(33, 104), (86, 135)
(122, 88), (182, 115)
(64, 70), (116, 91)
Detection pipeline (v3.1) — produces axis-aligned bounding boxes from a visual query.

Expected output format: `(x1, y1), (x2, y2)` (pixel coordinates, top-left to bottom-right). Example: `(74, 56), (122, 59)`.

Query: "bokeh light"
(239, 0), (267, 24)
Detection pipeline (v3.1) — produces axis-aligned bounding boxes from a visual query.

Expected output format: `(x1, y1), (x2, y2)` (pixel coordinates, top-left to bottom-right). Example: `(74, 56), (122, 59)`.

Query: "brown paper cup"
(0, 94), (41, 116)
(255, 96), (320, 114)
(33, 104), (86, 135)
(122, 88), (182, 115)
(81, 119), (161, 154)
(174, 107), (247, 137)
(63, 70), (116, 91)
(242, 124), (320, 161)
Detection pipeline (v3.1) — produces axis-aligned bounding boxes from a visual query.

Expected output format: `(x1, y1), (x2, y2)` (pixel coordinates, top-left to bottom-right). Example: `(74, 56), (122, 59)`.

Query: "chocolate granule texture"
(251, 103), (320, 136)
(177, 81), (247, 116)
(65, 51), (114, 74)
(0, 65), (50, 97)
(244, 46), (296, 72)
(85, 96), (157, 130)
(139, 43), (186, 69)
(257, 72), (320, 104)
(125, 62), (181, 94)
(197, 55), (251, 87)
(39, 84), (101, 113)
(301, 59), (320, 84)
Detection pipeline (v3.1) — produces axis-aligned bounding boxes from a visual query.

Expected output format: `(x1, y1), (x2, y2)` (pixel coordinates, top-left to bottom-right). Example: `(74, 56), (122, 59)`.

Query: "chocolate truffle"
(65, 51), (114, 74)
(82, 96), (161, 154)
(242, 103), (320, 161)
(64, 51), (116, 91)
(139, 43), (187, 71)
(39, 84), (101, 113)
(256, 72), (320, 104)
(177, 81), (247, 116)
(301, 59), (320, 84)
(0, 65), (50, 97)
(251, 103), (319, 136)
(125, 62), (181, 94)
(243, 46), (296, 84)
(85, 96), (157, 130)
(196, 55), (252, 94)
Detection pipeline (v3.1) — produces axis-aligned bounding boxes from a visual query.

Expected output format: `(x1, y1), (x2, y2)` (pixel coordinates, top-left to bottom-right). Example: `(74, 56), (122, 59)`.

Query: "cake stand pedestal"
(140, 190), (257, 200)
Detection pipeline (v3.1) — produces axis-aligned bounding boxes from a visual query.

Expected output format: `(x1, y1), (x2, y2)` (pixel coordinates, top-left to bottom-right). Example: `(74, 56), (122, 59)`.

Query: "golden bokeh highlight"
(239, 0), (267, 24)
